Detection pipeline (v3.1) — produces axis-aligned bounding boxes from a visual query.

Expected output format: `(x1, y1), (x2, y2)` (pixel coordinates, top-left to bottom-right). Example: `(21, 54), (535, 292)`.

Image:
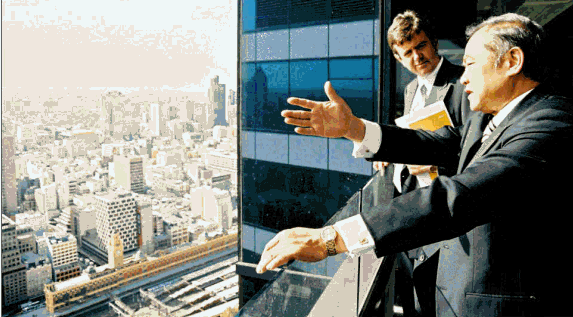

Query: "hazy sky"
(1, 0), (238, 94)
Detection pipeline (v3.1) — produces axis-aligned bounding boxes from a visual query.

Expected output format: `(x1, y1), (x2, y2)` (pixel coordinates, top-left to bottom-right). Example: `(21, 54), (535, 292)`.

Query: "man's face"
(461, 28), (509, 114)
(393, 31), (440, 77)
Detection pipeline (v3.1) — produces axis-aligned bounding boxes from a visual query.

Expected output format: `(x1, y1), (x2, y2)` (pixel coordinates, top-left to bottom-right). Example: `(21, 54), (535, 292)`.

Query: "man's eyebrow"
(462, 55), (473, 66)
(415, 40), (427, 49)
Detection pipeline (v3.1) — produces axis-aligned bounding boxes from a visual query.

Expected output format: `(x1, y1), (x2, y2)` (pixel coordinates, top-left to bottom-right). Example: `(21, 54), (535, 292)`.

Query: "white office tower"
(193, 187), (233, 230)
(137, 199), (154, 255)
(114, 155), (145, 194)
(35, 183), (58, 217)
(94, 191), (138, 253)
(150, 103), (162, 136)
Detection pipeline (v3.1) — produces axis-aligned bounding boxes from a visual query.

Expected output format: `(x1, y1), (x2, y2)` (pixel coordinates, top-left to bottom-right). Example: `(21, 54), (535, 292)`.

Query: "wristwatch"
(321, 226), (338, 256)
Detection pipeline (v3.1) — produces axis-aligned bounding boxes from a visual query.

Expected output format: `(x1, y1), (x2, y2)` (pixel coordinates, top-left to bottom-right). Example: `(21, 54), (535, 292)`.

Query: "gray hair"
(466, 13), (546, 82)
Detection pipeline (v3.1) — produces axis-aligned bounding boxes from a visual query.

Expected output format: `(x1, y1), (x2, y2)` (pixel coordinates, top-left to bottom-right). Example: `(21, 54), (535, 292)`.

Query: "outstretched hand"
(283, 81), (365, 142)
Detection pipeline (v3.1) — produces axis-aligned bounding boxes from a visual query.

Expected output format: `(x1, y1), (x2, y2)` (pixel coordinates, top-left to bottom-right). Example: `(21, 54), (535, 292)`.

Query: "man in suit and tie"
(374, 11), (472, 315)
(256, 12), (573, 316)
(375, 10), (471, 196)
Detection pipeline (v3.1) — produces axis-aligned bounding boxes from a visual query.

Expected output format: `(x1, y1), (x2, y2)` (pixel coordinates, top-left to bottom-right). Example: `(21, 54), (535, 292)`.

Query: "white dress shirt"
(393, 58), (445, 192)
(337, 88), (535, 257)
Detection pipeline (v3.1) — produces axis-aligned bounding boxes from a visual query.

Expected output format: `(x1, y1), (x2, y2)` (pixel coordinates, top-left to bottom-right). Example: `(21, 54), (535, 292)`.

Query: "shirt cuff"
(352, 119), (382, 158)
(333, 214), (376, 258)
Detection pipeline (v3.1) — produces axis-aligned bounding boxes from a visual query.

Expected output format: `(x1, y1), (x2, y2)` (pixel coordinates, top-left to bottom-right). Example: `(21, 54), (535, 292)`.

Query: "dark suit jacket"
(400, 58), (471, 192)
(364, 85), (573, 316)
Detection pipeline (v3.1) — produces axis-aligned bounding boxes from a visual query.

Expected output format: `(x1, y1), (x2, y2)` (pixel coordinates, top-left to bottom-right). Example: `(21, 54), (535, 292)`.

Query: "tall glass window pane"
(328, 79), (374, 121)
(242, 0), (256, 32)
(242, 63), (259, 129)
(256, 30), (289, 61)
(330, 58), (373, 79)
(258, 62), (289, 132)
(255, 0), (288, 30)
(290, 60), (328, 105)
(290, 25), (328, 60)
(329, 20), (374, 57)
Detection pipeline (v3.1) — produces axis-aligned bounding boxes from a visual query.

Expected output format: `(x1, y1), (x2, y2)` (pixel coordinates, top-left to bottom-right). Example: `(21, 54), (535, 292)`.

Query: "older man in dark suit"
(256, 12), (573, 316)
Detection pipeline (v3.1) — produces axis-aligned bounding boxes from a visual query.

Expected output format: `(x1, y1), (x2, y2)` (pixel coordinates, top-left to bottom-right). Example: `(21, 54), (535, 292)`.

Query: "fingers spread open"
(324, 81), (343, 103)
(281, 110), (312, 119)
(294, 127), (316, 136)
(284, 118), (312, 127)
(287, 97), (318, 110)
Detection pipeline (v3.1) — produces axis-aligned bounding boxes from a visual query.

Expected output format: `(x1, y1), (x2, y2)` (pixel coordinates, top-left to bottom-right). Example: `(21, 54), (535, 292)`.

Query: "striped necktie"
(481, 117), (497, 142)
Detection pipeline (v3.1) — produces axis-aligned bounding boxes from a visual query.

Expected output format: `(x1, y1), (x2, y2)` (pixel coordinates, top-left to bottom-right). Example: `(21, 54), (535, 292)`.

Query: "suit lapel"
(458, 114), (490, 174)
(461, 86), (547, 171)
(404, 80), (417, 115)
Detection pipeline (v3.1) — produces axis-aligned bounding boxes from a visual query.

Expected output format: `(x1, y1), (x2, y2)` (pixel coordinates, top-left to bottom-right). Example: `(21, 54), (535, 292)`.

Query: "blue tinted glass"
(329, 79), (375, 121)
(374, 58), (378, 88)
(256, 30), (289, 61)
(290, 60), (328, 103)
(242, 63), (258, 129)
(329, 20), (374, 57)
(330, 58), (372, 79)
(258, 62), (289, 132)
(290, 25), (328, 60)
(289, 135), (328, 170)
(242, 0), (256, 32)
(242, 158), (370, 232)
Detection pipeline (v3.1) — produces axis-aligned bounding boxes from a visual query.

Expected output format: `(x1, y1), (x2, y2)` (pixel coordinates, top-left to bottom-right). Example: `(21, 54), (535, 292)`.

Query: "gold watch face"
(321, 227), (336, 241)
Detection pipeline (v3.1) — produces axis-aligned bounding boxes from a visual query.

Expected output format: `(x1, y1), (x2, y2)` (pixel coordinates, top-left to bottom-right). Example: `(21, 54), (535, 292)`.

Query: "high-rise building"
(203, 187), (233, 230)
(98, 90), (127, 137)
(114, 155), (145, 194)
(208, 75), (226, 127)
(46, 233), (80, 282)
(2, 215), (27, 307)
(94, 191), (139, 254)
(35, 183), (58, 217)
(136, 198), (154, 255)
(150, 103), (163, 136)
(238, 0), (380, 306)
(22, 253), (52, 299)
(2, 135), (18, 218)
(227, 89), (237, 126)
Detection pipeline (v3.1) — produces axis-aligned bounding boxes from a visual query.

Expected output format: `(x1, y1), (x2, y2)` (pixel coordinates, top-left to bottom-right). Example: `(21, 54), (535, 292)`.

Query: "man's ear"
(503, 47), (524, 76)
(393, 53), (402, 62)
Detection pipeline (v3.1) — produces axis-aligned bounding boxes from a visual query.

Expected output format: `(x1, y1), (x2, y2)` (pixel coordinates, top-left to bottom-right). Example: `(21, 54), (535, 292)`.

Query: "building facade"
(2, 215), (28, 307)
(238, 0), (379, 305)
(94, 191), (139, 253)
(22, 253), (52, 299)
(46, 233), (81, 282)
(208, 75), (227, 127)
(2, 135), (18, 218)
(114, 155), (145, 194)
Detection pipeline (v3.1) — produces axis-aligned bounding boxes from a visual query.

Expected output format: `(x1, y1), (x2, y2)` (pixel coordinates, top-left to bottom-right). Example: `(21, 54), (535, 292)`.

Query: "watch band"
(325, 239), (337, 256)
(322, 226), (337, 256)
